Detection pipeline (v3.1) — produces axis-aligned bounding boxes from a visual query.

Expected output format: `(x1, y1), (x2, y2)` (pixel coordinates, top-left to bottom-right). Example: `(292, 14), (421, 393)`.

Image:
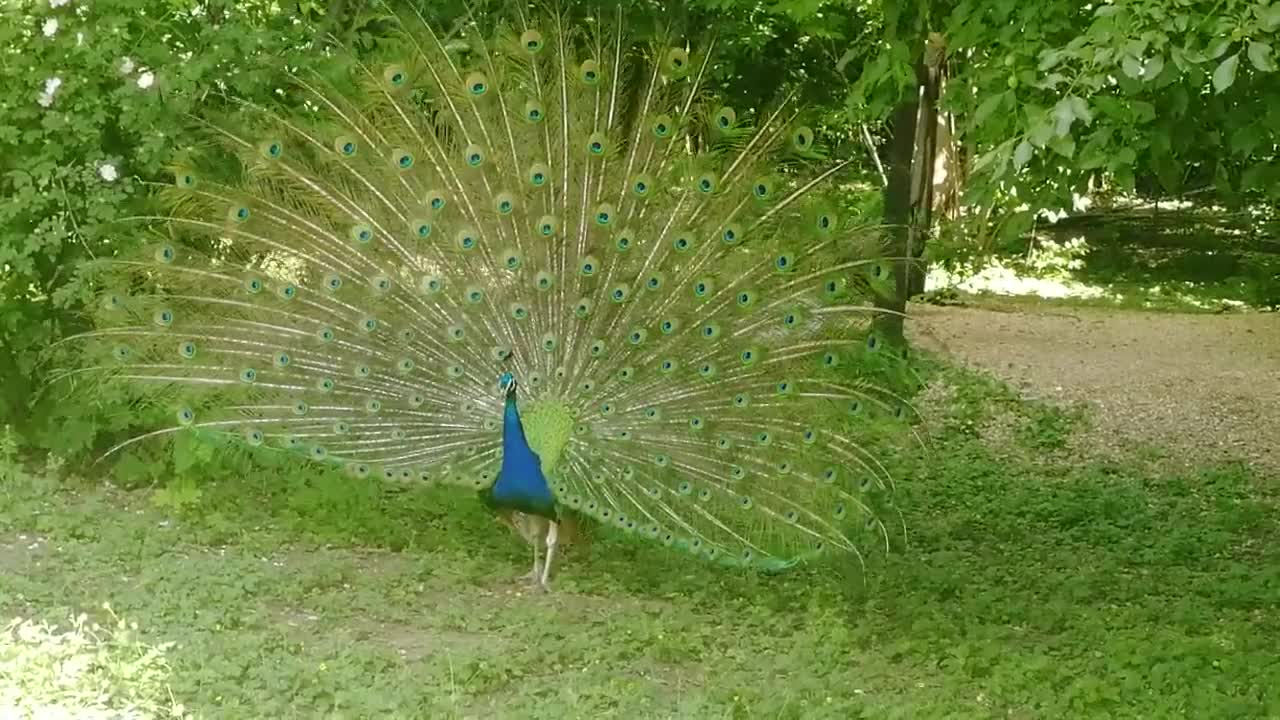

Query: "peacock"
(60, 4), (923, 589)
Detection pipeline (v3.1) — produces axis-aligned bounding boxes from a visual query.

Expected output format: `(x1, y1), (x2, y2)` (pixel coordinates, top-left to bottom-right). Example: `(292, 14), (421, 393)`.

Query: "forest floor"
(3, 301), (1279, 719)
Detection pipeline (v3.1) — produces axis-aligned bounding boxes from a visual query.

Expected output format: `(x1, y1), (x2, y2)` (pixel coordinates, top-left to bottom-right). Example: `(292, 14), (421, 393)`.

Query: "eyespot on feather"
(652, 114), (674, 139)
(455, 228), (477, 251)
(586, 132), (609, 156)
(258, 140), (283, 160)
(391, 148), (414, 170)
(713, 106), (736, 129)
(333, 136), (357, 156)
(524, 99), (545, 123)
(664, 47), (689, 75)
(520, 30), (544, 53)
(790, 125), (817, 153)
(527, 163), (550, 187)
(383, 64), (409, 88)
(464, 71), (488, 96)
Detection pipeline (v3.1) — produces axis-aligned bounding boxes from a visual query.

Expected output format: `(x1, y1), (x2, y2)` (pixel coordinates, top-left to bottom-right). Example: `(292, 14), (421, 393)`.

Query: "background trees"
(2, 0), (1276, 460)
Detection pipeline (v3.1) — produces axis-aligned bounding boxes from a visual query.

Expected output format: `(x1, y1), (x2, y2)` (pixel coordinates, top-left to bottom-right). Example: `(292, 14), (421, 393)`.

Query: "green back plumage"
(60, 5), (923, 573)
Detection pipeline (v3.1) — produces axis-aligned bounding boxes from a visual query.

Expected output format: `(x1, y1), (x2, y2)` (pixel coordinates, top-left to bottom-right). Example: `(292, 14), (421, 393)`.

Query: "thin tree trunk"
(873, 39), (945, 340)
(872, 99), (920, 343)
(907, 81), (939, 297)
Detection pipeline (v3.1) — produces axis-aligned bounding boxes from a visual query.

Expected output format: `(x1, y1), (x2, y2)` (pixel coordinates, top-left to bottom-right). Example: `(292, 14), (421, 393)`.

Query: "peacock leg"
(539, 521), (560, 588)
(519, 539), (542, 583)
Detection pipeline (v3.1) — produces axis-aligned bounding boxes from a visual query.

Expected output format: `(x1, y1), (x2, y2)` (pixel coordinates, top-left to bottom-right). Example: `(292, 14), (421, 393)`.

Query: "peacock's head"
(498, 371), (517, 396)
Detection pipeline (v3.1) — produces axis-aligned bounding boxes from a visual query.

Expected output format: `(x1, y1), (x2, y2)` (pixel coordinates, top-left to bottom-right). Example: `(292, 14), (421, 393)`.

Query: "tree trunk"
(873, 44), (943, 341)
(872, 99), (920, 343)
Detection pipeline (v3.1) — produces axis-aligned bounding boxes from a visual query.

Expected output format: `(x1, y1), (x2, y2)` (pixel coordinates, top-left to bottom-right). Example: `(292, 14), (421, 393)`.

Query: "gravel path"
(909, 303), (1280, 473)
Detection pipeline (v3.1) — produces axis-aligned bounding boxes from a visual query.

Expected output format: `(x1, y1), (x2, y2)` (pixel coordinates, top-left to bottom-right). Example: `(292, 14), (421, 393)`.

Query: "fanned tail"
(58, 5), (924, 572)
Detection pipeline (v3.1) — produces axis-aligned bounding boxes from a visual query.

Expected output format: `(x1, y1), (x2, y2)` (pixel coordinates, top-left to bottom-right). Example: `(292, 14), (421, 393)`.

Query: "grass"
(2, 366), (1279, 719)
(2, 611), (190, 718)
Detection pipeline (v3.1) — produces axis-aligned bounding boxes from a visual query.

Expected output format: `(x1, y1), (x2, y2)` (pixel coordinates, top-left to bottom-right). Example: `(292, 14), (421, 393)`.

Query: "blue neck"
(502, 393), (524, 443)
(487, 390), (557, 518)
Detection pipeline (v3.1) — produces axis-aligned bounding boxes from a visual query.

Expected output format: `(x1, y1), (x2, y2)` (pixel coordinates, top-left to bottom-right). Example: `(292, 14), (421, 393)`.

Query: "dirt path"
(909, 303), (1280, 473)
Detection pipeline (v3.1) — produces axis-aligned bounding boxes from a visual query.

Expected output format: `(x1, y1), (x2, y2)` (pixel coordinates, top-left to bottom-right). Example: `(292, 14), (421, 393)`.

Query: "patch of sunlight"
(1, 606), (190, 719)
(927, 235), (1116, 300)
(927, 231), (1263, 310)
(926, 261), (1114, 299)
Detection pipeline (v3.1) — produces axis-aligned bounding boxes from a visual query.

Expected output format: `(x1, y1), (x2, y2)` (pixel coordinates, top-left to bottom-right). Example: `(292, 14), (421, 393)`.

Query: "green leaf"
(1213, 54), (1239, 93)
(970, 138), (1014, 177)
(1039, 72), (1069, 89)
(1027, 107), (1055, 147)
(1092, 96), (1126, 119)
(1142, 54), (1165, 81)
(1067, 96), (1092, 125)
(1048, 134), (1076, 159)
(1121, 55), (1143, 79)
(1013, 140), (1034, 169)
(972, 91), (1007, 129)
(1051, 99), (1077, 136)
(1214, 162), (1234, 194)
(1168, 85), (1190, 117)
(1230, 124), (1263, 156)
(1246, 42), (1275, 72)
(1240, 161), (1276, 191)
(1078, 129), (1114, 170)
(1261, 4), (1280, 32)
(1151, 144), (1181, 194)
(1037, 49), (1064, 72)
(1131, 101), (1156, 122)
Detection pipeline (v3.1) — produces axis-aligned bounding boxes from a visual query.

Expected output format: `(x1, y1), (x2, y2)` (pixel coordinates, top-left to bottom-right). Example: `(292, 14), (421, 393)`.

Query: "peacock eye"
(652, 114), (674, 138)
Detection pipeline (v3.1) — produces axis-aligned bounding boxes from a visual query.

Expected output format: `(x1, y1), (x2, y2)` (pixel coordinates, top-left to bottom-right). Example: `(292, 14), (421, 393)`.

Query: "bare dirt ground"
(909, 302), (1280, 474)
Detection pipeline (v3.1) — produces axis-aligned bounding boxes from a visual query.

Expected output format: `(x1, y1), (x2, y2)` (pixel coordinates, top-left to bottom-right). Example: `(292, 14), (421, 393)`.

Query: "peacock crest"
(61, 5), (924, 584)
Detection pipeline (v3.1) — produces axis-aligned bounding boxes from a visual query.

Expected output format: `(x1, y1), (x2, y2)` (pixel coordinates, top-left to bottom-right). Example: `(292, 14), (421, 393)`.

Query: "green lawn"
(3, 366), (1278, 719)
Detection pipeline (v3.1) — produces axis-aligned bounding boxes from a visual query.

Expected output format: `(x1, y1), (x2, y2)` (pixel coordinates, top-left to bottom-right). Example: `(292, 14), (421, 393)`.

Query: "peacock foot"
(517, 563), (543, 585)
(516, 575), (551, 592)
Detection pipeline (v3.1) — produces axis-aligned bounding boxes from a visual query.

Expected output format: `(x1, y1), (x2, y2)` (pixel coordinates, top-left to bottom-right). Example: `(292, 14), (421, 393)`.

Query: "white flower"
(136, 70), (155, 89)
(119, 56), (135, 74)
(42, 18), (58, 36)
(37, 76), (61, 107)
(98, 163), (119, 182)
(76, 31), (84, 46)
(49, 0), (70, 7)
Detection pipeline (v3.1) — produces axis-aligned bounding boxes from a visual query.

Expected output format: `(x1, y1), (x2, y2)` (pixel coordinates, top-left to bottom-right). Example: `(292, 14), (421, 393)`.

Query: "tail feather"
(64, 7), (923, 573)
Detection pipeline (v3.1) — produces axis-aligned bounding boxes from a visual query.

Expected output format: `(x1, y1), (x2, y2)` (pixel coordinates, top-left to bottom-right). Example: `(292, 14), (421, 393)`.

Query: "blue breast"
(488, 395), (557, 518)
